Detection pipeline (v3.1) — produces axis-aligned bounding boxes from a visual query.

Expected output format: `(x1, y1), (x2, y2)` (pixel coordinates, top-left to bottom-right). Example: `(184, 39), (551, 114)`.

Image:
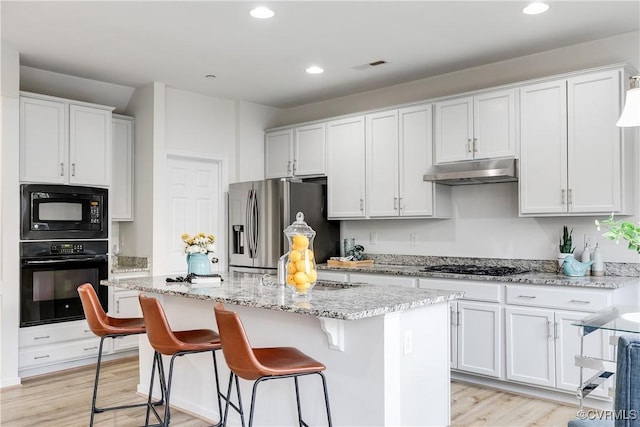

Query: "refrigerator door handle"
(246, 190), (254, 258)
(249, 190), (259, 258)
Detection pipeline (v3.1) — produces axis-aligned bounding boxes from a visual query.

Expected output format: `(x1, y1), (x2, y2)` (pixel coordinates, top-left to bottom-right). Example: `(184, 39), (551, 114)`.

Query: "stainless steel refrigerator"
(228, 179), (340, 273)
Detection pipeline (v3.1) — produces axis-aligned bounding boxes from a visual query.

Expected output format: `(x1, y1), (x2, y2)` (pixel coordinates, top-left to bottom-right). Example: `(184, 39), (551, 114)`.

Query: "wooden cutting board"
(326, 259), (374, 267)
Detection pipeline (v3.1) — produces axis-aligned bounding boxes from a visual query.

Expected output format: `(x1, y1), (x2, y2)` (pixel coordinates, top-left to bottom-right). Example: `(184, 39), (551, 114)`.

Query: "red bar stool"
(138, 294), (227, 427)
(78, 283), (160, 426)
(213, 302), (332, 427)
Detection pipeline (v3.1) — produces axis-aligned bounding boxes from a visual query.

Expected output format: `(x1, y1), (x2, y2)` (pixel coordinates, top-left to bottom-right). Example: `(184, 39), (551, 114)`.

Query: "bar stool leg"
(223, 373), (246, 427)
(88, 336), (107, 426)
(318, 372), (333, 427)
(293, 376), (304, 427)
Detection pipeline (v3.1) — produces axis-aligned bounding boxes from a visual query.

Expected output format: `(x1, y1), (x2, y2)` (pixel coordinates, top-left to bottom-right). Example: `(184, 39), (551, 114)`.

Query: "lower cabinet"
(505, 306), (610, 397)
(451, 301), (502, 378)
(109, 287), (143, 352)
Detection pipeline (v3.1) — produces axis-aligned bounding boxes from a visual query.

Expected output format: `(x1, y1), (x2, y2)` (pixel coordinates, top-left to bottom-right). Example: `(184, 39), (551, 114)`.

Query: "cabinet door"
(473, 89), (516, 160)
(294, 123), (326, 176)
(457, 301), (502, 378)
(112, 290), (142, 318)
(434, 97), (473, 163)
(555, 310), (610, 397)
(327, 116), (366, 218)
(399, 104), (434, 217)
(519, 80), (568, 214)
(19, 97), (67, 184)
(69, 105), (112, 186)
(112, 116), (134, 221)
(265, 129), (294, 179)
(568, 70), (621, 213)
(366, 110), (399, 217)
(506, 307), (555, 387)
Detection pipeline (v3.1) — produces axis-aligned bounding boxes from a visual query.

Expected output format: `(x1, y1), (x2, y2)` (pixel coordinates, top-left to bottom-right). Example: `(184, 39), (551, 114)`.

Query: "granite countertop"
(101, 272), (463, 321)
(317, 262), (640, 289)
(111, 256), (150, 274)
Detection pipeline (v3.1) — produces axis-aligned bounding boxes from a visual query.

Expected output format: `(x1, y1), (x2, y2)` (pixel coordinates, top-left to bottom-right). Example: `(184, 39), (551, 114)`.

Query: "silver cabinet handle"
(60, 162), (64, 176)
(517, 295), (537, 299)
(84, 346), (98, 352)
(561, 189), (566, 205)
(359, 199), (364, 211)
(34, 354), (50, 360)
(546, 320), (552, 338)
(569, 299), (590, 305)
(71, 163), (76, 177)
(473, 138), (478, 152)
(399, 197), (404, 211)
(450, 306), (457, 327)
(34, 335), (50, 340)
(393, 197), (398, 210)
(568, 189), (573, 205)
(292, 160), (297, 175)
(466, 138), (472, 153)
(554, 322), (559, 340)
(287, 161), (292, 174)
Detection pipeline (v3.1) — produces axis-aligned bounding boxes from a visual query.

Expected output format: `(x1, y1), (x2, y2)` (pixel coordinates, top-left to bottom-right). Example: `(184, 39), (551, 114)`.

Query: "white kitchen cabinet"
(327, 116), (366, 219)
(112, 115), (134, 221)
(452, 301), (502, 378)
(265, 123), (326, 179)
(519, 68), (630, 216)
(434, 88), (516, 164)
(505, 306), (610, 397)
(20, 93), (113, 186)
(366, 104), (451, 218)
(110, 287), (142, 352)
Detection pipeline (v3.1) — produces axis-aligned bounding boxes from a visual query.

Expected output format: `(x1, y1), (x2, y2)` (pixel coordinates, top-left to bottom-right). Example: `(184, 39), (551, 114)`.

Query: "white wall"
(270, 31), (640, 264)
(1, 40), (22, 387)
(235, 100), (280, 182)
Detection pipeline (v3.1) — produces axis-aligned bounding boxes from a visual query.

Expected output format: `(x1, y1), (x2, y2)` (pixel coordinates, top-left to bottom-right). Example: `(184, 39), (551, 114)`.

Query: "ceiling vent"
(353, 60), (388, 70)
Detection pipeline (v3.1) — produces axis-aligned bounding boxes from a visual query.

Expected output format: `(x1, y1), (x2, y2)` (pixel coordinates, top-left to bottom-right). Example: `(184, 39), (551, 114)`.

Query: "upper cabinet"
(519, 68), (631, 216)
(327, 116), (366, 219)
(434, 88), (517, 164)
(366, 104), (450, 218)
(20, 93), (113, 187)
(112, 115), (134, 221)
(265, 123), (326, 179)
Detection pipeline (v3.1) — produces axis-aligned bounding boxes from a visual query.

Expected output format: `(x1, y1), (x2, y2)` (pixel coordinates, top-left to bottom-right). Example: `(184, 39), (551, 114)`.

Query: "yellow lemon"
(292, 234), (309, 250)
(286, 274), (296, 285)
(296, 282), (311, 293)
(289, 250), (302, 262)
(304, 249), (315, 261)
(295, 260), (309, 273)
(293, 271), (309, 285)
(308, 269), (317, 283)
(287, 262), (297, 274)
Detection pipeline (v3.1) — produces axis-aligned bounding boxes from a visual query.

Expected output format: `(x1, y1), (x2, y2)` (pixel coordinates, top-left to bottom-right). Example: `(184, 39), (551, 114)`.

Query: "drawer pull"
(34, 354), (50, 360)
(517, 295), (537, 299)
(84, 346), (98, 351)
(34, 335), (50, 340)
(569, 299), (591, 305)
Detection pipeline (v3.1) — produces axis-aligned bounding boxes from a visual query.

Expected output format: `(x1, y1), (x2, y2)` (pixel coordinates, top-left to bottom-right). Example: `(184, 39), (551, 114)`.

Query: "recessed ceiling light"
(523, 2), (550, 15)
(250, 6), (275, 19)
(306, 66), (324, 75)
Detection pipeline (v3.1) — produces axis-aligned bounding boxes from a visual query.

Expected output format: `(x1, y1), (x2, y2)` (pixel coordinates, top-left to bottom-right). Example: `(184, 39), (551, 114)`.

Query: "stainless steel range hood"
(423, 158), (518, 185)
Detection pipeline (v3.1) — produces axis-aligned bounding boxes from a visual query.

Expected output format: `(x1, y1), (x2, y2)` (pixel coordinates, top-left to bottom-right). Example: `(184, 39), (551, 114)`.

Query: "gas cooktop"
(421, 264), (528, 276)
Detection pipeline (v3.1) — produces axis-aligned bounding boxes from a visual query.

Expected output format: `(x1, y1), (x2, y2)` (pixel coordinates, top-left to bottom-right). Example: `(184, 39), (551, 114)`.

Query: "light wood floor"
(1, 357), (580, 426)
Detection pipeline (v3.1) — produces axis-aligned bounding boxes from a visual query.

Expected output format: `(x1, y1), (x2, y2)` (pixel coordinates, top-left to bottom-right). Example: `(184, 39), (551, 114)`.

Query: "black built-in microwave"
(21, 184), (108, 240)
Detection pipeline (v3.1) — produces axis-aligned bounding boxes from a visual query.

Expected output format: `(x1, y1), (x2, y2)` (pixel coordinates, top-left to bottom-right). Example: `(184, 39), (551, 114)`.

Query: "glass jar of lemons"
(283, 212), (317, 297)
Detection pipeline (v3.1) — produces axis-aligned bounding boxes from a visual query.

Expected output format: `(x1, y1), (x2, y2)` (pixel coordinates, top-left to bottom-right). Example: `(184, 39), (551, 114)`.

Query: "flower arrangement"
(181, 232), (216, 254)
(595, 214), (640, 253)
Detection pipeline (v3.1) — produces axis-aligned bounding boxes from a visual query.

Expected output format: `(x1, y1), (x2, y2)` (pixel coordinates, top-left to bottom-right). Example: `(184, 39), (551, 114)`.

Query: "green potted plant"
(595, 214), (640, 252)
(558, 225), (575, 267)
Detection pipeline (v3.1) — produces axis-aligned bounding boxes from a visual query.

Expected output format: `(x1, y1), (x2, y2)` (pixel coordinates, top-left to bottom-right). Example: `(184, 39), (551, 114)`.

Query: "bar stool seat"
(214, 302), (332, 427)
(78, 283), (156, 426)
(139, 294), (226, 427)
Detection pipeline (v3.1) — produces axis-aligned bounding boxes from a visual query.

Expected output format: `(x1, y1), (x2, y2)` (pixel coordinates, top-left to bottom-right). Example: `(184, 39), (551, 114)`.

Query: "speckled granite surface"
(319, 256), (640, 289)
(101, 272), (463, 320)
(112, 256), (150, 274)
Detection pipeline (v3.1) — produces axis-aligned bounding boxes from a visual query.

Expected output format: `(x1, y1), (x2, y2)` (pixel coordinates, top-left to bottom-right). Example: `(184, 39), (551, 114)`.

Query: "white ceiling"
(2, 1), (639, 109)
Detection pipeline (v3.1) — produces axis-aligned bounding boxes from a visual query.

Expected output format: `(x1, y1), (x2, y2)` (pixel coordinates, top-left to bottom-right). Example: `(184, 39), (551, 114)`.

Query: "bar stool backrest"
(214, 302), (267, 380)
(78, 283), (110, 337)
(139, 294), (188, 356)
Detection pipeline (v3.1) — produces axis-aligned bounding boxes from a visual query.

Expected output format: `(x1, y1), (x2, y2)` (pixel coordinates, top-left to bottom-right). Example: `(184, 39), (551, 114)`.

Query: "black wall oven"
(21, 184), (108, 240)
(20, 240), (108, 327)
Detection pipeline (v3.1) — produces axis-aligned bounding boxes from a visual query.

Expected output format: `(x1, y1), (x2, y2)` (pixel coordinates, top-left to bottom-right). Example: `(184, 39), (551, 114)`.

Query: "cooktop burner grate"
(421, 264), (528, 276)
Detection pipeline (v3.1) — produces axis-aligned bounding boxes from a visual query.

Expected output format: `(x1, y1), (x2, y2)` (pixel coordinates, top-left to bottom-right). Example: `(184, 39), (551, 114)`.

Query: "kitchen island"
(102, 273), (462, 426)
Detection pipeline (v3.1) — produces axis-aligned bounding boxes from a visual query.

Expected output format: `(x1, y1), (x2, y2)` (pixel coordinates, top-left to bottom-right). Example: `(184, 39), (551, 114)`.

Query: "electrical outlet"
(584, 234), (594, 249)
(370, 232), (377, 245)
(403, 331), (413, 355)
(410, 233), (418, 246)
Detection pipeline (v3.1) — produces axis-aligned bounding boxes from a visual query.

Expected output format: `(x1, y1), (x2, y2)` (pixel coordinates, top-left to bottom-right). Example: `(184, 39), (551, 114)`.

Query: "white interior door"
(167, 155), (223, 274)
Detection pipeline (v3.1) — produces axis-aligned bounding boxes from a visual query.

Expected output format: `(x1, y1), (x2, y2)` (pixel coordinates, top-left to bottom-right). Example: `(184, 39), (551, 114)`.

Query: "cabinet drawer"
(419, 278), (502, 303)
(350, 273), (416, 288)
(19, 337), (106, 368)
(20, 320), (94, 348)
(505, 285), (610, 312)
